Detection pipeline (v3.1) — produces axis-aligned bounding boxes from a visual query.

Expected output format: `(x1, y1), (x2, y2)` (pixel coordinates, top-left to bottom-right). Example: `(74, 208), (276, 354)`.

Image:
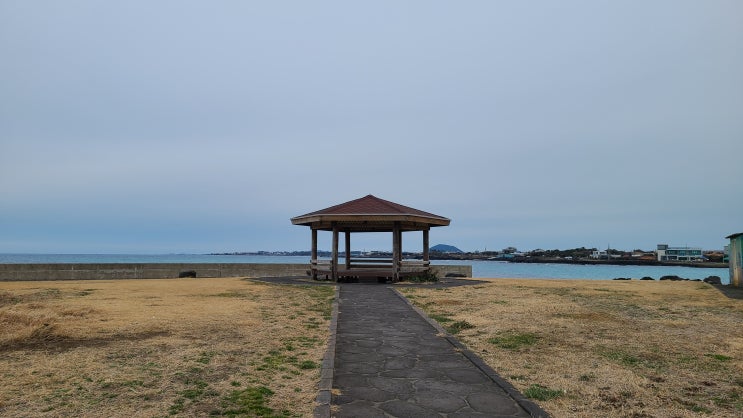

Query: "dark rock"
(178, 270), (197, 278)
(613, 277), (631, 280)
(659, 275), (684, 281)
(640, 276), (654, 281)
(445, 273), (467, 278)
(703, 276), (722, 285)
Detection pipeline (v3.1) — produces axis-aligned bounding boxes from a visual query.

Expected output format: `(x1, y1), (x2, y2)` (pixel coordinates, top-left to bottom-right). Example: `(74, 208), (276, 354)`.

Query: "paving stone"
(381, 367), (443, 379)
(413, 378), (489, 396)
(356, 339), (383, 348)
(333, 374), (369, 388)
(338, 362), (382, 375)
(448, 409), (495, 418)
(334, 400), (388, 418)
(380, 399), (438, 417)
(367, 376), (415, 394)
(341, 386), (395, 403)
(468, 391), (523, 415)
(444, 367), (492, 384)
(414, 389), (468, 413)
(384, 356), (417, 370)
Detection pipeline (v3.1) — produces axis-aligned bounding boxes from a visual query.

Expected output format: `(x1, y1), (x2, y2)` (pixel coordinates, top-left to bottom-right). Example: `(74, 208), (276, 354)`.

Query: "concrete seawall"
(0, 263), (472, 281)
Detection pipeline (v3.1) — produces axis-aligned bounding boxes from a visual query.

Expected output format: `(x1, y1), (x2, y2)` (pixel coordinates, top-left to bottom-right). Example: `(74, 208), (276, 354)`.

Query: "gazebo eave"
(306, 222), (440, 232)
(290, 214), (450, 230)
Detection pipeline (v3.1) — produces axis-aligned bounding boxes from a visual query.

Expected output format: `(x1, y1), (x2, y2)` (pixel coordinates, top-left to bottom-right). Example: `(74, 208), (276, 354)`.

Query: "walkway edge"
(314, 285), (339, 418)
(392, 287), (551, 418)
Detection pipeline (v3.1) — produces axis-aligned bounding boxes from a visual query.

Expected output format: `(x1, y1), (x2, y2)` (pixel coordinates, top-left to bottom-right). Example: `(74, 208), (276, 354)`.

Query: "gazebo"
(291, 195), (450, 282)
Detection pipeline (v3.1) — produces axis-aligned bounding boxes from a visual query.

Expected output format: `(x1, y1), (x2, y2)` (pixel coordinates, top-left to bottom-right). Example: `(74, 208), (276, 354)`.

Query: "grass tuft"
(221, 386), (283, 417)
(705, 353), (732, 362)
(488, 332), (539, 350)
(524, 384), (563, 401)
(446, 320), (475, 334)
(429, 313), (454, 323)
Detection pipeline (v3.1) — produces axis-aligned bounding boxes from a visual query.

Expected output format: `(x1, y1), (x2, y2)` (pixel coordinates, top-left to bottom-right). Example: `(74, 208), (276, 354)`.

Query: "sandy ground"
(400, 278), (743, 418)
(0, 278), (333, 417)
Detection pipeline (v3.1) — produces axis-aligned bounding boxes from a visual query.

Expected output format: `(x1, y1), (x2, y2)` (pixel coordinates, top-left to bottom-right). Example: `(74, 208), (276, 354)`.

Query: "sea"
(0, 254), (731, 284)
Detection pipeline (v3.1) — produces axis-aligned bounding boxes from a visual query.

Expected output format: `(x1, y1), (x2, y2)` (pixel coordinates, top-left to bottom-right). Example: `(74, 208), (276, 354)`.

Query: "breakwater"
(0, 263), (472, 281)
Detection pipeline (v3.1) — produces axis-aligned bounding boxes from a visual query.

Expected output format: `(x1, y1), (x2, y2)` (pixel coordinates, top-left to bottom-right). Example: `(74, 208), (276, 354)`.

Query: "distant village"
(213, 243), (730, 267)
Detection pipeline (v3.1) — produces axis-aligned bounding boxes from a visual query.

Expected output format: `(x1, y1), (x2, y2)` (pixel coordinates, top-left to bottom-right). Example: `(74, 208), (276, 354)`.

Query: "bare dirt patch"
(0, 278), (334, 417)
(401, 279), (743, 417)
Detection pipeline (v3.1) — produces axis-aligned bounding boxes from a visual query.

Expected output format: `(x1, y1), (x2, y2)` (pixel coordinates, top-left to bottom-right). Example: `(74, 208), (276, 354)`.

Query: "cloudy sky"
(1, 1), (741, 254)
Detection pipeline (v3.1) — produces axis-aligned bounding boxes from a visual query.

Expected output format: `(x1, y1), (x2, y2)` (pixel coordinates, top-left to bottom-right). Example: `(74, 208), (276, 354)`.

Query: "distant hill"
(430, 244), (463, 253)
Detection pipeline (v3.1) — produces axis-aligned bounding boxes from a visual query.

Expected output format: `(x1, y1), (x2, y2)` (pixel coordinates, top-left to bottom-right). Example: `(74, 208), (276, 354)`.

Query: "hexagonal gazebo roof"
(290, 194), (450, 232)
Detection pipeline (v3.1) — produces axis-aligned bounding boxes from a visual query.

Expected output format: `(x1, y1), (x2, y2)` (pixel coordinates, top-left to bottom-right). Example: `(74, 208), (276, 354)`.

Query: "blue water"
(0, 254), (730, 284)
(0, 253), (310, 264)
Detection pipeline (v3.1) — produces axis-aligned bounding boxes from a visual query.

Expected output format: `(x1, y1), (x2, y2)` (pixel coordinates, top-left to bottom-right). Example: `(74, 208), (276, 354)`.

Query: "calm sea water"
(0, 254), (730, 284)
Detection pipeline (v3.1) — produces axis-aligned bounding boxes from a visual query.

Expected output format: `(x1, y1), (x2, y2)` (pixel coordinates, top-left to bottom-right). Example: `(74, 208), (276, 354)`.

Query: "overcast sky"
(1, 1), (741, 254)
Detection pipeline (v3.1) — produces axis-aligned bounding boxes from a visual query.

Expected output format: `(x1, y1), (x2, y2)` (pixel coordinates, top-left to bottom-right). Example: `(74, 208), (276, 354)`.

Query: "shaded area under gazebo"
(291, 195), (450, 282)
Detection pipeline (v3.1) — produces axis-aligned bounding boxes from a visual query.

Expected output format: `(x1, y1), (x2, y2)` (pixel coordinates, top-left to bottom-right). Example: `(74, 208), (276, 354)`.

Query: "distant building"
(590, 250), (608, 259)
(726, 233), (742, 288)
(656, 244), (704, 262)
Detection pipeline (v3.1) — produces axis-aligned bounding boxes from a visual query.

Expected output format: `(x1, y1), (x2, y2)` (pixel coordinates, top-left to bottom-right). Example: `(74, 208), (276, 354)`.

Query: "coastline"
(503, 257), (728, 269)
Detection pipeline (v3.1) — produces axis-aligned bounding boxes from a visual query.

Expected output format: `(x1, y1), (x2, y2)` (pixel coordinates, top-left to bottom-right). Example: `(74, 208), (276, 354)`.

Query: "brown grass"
(401, 279), (743, 417)
(0, 278), (334, 417)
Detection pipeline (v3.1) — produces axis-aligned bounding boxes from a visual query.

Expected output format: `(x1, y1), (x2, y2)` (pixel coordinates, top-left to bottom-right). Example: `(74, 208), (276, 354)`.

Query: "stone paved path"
(331, 284), (543, 417)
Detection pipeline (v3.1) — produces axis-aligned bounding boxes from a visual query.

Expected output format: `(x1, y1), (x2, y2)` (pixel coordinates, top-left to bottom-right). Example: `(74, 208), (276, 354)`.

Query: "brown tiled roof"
(291, 195), (450, 228)
(300, 195), (446, 218)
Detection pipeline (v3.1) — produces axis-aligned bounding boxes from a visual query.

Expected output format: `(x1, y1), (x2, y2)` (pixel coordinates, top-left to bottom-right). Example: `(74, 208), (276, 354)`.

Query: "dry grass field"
(401, 279), (743, 418)
(0, 278), (334, 417)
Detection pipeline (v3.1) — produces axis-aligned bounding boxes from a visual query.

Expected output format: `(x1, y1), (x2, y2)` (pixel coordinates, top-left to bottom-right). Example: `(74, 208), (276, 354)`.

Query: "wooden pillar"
(393, 222), (401, 282)
(311, 228), (318, 280)
(331, 223), (339, 281)
(345, 231), (351, 270)
(422, 229), (429, 265)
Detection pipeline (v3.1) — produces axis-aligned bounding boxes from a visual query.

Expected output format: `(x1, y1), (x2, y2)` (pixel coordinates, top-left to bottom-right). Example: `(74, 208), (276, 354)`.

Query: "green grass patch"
(212, 291), (248, 298)
(181, 380), (207, 400)
(429, 313), (454, 323)
(298, 360), (317, 370)
(76, 289), (95, 296)
(601, 349), (641, 367)
(196, 351), (216, 365)
(688, 404), (712, 413)
(300, 286), (334, 320)
(705, 353), (733, 362)
(221, 386), (289, 417)
(597, 346), (668, 370)
(524, 384), (563, 401)
(488, 332), (539, 350)
(446, 320), (475, 334)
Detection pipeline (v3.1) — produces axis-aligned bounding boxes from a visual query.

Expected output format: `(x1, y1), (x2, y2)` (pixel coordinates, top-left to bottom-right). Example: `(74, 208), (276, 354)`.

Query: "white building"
(656, 244), (704, 262)
(590, 250), (608, 259)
